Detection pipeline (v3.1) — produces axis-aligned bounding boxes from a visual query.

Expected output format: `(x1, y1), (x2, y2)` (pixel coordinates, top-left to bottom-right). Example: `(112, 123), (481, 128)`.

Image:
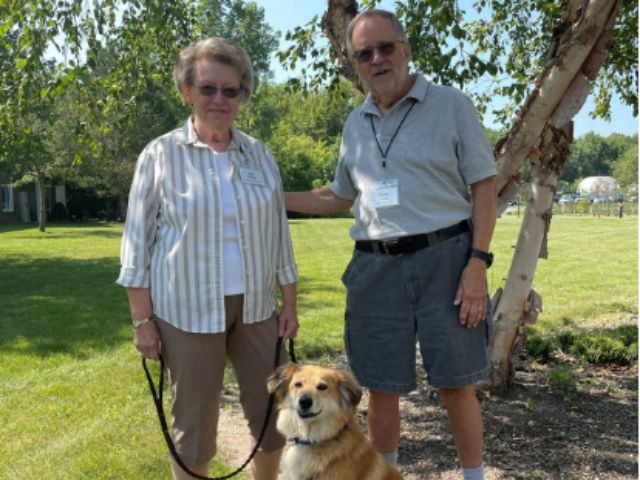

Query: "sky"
(253, 0), (638, 139)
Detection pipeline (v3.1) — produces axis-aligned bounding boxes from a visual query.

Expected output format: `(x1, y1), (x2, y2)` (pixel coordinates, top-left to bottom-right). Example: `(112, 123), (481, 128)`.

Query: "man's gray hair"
(346, 9), (408, 59)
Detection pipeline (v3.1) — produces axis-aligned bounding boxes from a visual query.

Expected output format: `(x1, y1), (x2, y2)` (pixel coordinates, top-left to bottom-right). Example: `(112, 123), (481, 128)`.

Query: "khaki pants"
(155, 295), (286, 466)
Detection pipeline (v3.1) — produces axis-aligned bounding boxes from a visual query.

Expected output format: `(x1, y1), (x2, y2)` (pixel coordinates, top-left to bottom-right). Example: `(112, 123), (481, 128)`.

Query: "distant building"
(0, 178), (66, 224)
(577, 176), (620, 201)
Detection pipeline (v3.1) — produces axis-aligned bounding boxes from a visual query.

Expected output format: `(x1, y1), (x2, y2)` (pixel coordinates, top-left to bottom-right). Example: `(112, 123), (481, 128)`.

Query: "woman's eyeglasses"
(195, 84), (243, 98)
(353, 40), (405, 64)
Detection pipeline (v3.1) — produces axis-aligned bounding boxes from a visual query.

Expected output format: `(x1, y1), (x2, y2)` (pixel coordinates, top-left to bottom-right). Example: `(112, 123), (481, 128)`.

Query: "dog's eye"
(317, 383), (328, 391)
(294, 381), (303, 388)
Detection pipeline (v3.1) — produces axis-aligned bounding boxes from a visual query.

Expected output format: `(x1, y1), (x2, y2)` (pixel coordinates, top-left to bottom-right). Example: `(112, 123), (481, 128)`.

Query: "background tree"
(0, 0), (196, 229)
(279, 0), (637, 124)
(611, 141), (639, 191)
(561, 132), (636, 185)
(0, 1), (81, 231)
(562, 133), (617, 183)
(1, 0), (282, 224)
(197, 0), (279, 82)
(239, 79), (359, 189)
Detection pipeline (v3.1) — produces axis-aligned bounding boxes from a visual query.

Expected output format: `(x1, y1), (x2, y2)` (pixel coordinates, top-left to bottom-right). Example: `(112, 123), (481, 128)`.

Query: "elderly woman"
(116, 37), (298, 480)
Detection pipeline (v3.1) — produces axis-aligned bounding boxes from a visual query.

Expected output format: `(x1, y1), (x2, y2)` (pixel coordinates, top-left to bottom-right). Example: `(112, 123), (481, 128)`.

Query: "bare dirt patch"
(216, 358), (637, 479)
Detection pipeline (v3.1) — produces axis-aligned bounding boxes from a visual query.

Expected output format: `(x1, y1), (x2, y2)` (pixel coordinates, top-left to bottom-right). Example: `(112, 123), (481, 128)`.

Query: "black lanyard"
(369, 99), (417, 169)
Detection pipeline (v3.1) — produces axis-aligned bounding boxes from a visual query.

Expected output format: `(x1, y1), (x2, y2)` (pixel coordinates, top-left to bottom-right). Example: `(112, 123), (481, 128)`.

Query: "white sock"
(462, 464), (484, 480)
(382, 450), (398, 465)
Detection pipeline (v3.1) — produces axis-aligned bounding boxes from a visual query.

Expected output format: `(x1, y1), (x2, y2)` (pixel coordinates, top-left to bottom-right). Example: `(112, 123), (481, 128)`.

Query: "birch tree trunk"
(495, 0), (620, 207)
(489, 125), (571, 392)
(489, 0), (621, 390)
(322, 0), (362, 92)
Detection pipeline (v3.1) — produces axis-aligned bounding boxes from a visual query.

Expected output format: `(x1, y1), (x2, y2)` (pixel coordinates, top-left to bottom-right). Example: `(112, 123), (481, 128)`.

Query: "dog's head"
(267, 363), (362, 422)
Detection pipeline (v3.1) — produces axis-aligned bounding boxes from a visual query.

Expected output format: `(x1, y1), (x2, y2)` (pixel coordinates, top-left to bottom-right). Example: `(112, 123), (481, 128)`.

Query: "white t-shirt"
(214, 150), (245, 295)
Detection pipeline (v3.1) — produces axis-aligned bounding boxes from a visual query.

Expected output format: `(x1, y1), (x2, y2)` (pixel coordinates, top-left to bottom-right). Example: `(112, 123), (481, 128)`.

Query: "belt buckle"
(426, 232), (439, 247)
(381, 239), (402, 256)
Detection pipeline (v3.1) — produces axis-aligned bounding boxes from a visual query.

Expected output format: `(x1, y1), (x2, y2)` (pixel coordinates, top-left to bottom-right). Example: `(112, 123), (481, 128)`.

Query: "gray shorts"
(342, 231), (490, 393)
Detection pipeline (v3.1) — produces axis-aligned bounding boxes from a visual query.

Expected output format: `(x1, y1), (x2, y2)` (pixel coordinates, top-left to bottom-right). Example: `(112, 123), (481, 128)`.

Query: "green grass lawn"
(490, 214), (638, 332)
(0, 215), (636, 479)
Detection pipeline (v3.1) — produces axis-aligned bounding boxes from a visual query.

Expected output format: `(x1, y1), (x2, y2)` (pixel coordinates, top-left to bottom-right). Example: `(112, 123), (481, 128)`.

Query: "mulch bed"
(392, 360), (638, 479)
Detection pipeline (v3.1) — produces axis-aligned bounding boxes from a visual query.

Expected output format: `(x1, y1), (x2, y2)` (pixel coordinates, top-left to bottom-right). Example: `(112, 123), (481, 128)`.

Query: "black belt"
(355, 220), (470, 256)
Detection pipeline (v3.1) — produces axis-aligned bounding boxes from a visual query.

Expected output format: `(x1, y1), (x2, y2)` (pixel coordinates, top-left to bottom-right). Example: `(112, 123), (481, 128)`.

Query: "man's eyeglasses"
(195, 84), (243, 98)
(353, 40), (405, 64)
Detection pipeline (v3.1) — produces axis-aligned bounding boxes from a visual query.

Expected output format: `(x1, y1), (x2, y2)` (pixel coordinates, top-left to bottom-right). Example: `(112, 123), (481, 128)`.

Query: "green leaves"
(197, 0), (279, 81)
(275, 0), (636, 129)
(237, 79), (357, 190)
(0, 0), (198, 230)
(562, 132), (637, 187)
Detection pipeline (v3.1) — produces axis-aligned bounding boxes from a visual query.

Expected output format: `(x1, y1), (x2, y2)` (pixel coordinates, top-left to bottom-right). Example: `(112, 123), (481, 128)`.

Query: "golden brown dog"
(267, 364), (403, 480)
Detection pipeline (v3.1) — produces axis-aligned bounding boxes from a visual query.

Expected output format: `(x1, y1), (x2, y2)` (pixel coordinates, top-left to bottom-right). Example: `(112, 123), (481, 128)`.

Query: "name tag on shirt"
(239, 167), (265, 186)
(370, 179), (399, 208)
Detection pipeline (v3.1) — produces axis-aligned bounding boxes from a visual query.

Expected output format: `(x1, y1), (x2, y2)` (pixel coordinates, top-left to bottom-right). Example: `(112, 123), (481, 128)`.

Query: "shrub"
(526, 334), (557, 362)
(526, 324), (638, 365)
(568, 334), (634, 365)
(549, 365), (576, 392)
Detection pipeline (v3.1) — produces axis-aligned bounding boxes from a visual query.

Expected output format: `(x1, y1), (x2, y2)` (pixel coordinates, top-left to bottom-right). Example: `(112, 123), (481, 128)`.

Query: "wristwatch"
(470, 249), (494, 268)
(133, 316), (153, 328)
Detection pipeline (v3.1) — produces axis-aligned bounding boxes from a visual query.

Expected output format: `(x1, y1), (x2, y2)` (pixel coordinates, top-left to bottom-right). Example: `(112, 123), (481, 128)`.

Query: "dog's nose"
(298, 395), (313, 411)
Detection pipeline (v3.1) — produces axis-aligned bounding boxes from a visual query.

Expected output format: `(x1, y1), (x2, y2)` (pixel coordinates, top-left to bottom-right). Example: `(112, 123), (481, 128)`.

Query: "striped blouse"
(116, 118), (298, 333)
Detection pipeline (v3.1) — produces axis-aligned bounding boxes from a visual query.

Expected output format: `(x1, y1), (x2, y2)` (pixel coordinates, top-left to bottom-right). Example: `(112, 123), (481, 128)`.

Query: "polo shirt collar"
(361, 74), (429, 117)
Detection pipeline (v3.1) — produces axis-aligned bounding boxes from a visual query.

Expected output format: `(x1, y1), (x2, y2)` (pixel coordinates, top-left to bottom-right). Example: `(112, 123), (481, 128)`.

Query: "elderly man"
(286, 9), (496, 480)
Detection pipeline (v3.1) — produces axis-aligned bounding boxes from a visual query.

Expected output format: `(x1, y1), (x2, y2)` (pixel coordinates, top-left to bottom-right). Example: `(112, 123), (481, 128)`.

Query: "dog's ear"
(267, 363), (298, 400)
(337, 371), (363, 409)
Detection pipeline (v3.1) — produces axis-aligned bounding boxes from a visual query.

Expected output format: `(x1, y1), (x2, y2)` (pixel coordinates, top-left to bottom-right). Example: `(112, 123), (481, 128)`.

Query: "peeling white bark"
(489, 0), (620, 390)
(495, 0), (620, 207)
(490, 141), (561, 390)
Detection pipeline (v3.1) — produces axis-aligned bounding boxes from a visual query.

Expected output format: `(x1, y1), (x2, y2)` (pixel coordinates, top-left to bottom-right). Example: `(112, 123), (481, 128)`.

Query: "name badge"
(370, 179), (399, 208)
(239, 167), (265, 186)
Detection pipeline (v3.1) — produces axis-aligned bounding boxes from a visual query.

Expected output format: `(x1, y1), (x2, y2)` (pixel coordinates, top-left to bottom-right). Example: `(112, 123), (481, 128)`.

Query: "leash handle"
(142, 337), (296, 479)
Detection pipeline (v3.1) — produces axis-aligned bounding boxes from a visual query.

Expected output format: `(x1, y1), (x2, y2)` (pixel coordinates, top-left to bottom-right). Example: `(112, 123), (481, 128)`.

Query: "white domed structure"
(577, 176), (619, 199)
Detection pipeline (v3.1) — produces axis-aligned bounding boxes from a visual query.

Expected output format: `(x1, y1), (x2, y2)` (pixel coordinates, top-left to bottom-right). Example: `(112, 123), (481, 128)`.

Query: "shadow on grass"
(0, 253), (350, 360)
(1, 221), (124, 239)
(0, 223), (39, 234)
(0, 255), (130, 358)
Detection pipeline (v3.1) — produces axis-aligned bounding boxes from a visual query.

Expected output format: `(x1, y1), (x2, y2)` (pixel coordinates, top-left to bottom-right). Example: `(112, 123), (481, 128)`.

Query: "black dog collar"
(290, 422), (350, 447)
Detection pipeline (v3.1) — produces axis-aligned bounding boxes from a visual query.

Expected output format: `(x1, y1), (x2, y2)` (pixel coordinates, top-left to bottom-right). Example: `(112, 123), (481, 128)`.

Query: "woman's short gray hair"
(346, 9), (408, 59)
(174, 37), (254, 103)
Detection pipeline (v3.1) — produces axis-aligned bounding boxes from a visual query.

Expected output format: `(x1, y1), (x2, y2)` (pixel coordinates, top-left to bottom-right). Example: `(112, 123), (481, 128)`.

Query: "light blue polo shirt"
(331, 74), (496, 241)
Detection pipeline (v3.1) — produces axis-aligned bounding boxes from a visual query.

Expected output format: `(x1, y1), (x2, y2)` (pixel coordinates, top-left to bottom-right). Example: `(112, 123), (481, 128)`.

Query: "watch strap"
(470, 249), (494, 267)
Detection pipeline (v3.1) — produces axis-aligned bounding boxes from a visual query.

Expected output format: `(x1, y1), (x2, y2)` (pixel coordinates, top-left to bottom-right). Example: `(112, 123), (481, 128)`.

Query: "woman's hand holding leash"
(278, 305), (299, 341)
(134, 320), (161, 360)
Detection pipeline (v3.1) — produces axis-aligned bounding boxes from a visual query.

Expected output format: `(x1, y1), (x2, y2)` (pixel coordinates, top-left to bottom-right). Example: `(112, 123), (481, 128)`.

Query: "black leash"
(142, 337), (297, 479)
